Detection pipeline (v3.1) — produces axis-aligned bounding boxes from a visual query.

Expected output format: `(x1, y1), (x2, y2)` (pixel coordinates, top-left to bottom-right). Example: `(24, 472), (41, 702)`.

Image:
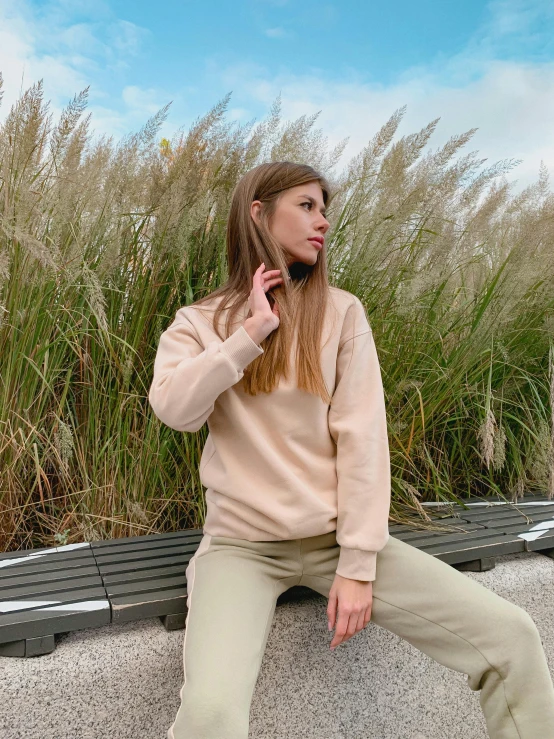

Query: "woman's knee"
(466, 604), (542, 692)
(176, 688), (249, 738)
(495, 603), (544, 660)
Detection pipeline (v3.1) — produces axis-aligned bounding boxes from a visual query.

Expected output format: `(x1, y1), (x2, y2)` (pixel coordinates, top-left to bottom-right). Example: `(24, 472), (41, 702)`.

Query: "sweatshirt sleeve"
(328, 298), (391, 582)
(148, 307), (264, 432)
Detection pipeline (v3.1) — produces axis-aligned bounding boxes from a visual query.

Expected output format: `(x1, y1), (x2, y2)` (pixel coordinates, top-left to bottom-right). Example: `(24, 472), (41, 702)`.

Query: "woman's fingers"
(330, 601), (372, 650)
(263, 278), (283, 291)
(248, 263), (282, 332)
(330, 609), (351, 649)
(257, 264), (282, 280)
(327, 592), (337, 632)
(253, 262), (283, 293)
(261, 272), (283, 288)
(253, 263), (265, 285)
(333, 612), (364, 649)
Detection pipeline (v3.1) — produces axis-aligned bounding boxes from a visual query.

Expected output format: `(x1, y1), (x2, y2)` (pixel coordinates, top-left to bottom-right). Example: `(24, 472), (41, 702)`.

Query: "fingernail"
(328, 622), (331, 631)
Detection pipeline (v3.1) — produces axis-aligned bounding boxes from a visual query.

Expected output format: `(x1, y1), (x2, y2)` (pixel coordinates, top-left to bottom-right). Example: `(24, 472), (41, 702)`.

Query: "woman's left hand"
(327, 573), (373, 650)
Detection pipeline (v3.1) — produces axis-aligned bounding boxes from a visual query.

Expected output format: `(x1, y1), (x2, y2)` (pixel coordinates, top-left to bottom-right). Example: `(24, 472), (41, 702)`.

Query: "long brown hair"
(191, 161), (337, 403)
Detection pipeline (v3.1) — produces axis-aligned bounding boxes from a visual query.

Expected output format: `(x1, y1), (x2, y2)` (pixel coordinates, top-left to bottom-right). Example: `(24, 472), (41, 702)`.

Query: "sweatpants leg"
(301, 531), (554, 739)
(168, 530), (554, 739)
(167, 533), (302, 739)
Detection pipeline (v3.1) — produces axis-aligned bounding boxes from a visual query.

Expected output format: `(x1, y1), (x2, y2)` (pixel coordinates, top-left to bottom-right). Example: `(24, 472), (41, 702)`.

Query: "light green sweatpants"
(167, 530), (554, 739)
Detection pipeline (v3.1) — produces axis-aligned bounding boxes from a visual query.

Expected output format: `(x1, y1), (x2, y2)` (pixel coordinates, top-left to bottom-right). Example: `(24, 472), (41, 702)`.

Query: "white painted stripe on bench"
(0, 599), (109, 614)
(0, 543), (91, 569)
(517, 518), (554, 542)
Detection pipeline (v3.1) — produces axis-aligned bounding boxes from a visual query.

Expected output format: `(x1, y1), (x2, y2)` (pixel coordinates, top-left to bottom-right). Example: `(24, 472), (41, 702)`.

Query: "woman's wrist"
(242, 317), (268, 346)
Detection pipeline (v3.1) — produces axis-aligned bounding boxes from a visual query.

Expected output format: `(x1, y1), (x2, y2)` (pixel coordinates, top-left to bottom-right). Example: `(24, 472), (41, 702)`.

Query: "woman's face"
(251, 180), (330, 267)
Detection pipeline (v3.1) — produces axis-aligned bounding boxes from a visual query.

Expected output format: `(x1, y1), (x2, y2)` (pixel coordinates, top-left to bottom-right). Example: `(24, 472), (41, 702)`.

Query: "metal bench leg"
(160, 611), (187, 631)
(454, 557), (496, 572)
(0, 634), (56, 658)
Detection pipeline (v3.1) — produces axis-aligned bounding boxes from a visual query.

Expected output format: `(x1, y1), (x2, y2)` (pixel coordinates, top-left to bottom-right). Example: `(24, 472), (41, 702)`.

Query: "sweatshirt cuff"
(219, 325), (264, 371)
(336, 547), (377, 582)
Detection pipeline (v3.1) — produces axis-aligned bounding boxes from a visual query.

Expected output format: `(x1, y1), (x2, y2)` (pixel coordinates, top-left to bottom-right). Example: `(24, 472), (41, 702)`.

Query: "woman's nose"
(315, 213), (329, 229)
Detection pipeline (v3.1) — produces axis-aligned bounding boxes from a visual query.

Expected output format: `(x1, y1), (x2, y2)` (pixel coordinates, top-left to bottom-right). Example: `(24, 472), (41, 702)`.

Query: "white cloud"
(109, 19), (150, 57)
(57, 23), (108, 58)
(0, 0), (155, 141)
(122, 85), (168, 115)
(228, 107), (251, 121)
(0, 7), (92, 113)
(265, 27), (288, 39)
(217, 0), (554, 192)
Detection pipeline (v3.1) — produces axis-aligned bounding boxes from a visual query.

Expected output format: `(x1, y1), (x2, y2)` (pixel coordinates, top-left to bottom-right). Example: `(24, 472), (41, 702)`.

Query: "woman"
(149, 161), (554, 739)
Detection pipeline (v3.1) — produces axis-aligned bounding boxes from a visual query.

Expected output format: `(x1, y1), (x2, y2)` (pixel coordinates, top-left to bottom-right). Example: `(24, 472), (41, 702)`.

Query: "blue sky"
(1, 0), (554, 192)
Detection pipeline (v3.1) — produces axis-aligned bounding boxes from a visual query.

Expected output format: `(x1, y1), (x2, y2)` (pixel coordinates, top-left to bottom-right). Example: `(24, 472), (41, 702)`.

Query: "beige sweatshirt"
(148, 286), (391, 581)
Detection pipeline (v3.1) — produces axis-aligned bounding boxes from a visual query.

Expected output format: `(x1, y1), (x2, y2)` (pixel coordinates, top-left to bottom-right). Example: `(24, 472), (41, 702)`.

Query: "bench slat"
(90, 530), (203, 549)
(418, 533), (526, 563)
(455, 505), (554, 523)
(92, 544), (199, 572)
(0, 550), (97, 579)
(0, 542), (90, 561)
(0, 573), (103, 600)
(0, 564), (99, 589)
(111, 586), (188, 623)
(106, 571), (186, 593)
(395, 522), (486, 542)
(0, 585), (110, 645)
(101, 562), (191, 586)
(388, 515), (472, 533)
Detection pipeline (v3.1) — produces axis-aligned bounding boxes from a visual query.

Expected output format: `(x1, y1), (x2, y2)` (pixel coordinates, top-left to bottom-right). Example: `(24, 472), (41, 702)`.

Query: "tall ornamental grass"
(1, 74), (554, 553)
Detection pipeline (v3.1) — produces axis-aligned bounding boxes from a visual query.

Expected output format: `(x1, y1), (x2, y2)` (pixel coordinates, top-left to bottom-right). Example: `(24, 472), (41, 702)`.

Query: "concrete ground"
(1, 549), (553, 739)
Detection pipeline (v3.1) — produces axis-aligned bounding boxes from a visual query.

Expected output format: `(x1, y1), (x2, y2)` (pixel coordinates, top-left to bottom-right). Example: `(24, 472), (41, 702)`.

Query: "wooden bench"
(2, 492), (553, 658)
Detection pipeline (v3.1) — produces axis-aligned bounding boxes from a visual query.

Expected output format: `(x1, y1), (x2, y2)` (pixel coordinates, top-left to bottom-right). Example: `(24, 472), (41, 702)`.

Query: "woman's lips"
(308, 238), (323, 250)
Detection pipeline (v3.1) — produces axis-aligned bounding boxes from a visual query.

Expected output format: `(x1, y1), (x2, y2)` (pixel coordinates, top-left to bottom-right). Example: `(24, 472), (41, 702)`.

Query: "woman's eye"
(302, 202), (312, 210)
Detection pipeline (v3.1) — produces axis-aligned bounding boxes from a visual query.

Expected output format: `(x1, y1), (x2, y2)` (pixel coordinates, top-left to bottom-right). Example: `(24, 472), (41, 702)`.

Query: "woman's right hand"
(245, 262), (284, 342)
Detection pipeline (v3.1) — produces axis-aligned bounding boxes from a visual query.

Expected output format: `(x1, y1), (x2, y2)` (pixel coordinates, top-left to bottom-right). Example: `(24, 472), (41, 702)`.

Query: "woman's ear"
(250, 200), (262, 225)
